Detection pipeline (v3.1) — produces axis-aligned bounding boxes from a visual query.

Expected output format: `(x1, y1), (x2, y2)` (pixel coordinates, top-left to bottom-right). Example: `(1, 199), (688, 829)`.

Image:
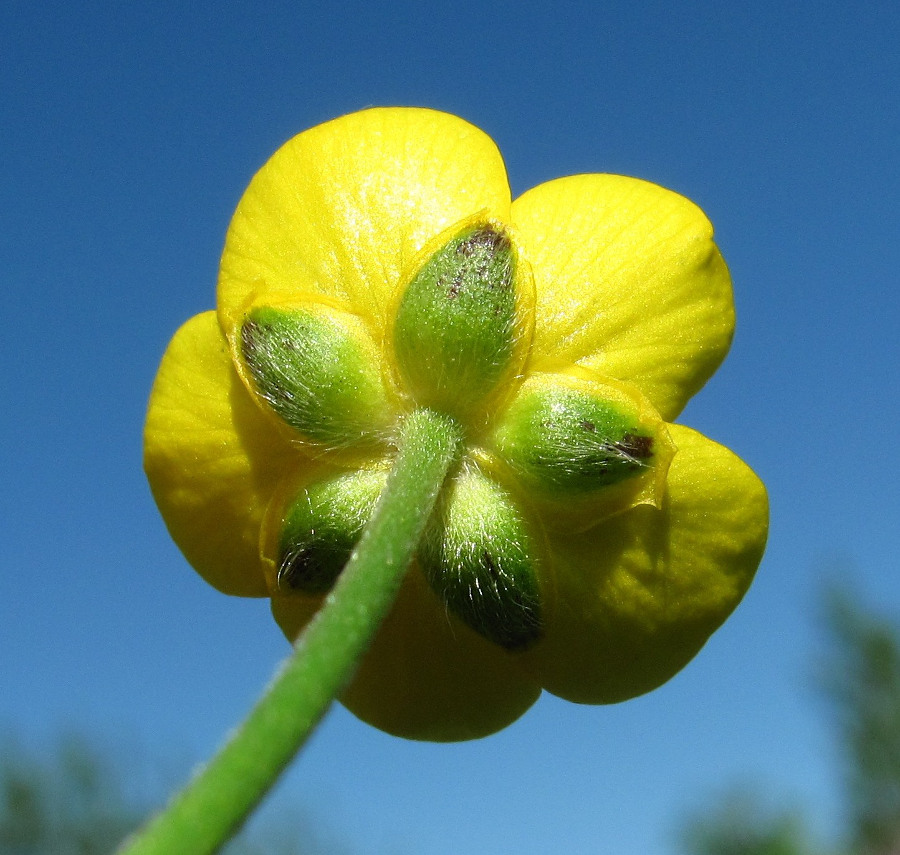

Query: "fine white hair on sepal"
(419, 461), (543, 651)
(240, 305), (392, 451)
(491, 382), (658, 496)
(276, 467), (387, 595)
(393, 221), (523, 422)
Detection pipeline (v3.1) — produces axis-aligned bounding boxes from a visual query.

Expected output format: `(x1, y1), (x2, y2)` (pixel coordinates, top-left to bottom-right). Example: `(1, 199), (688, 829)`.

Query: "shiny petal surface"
(218, 108), (511, 342)
(521, 424), (768, 703)
(512, 175), (734, 420)
(144, 312), (297, 596)
(272, 567), (541, 741)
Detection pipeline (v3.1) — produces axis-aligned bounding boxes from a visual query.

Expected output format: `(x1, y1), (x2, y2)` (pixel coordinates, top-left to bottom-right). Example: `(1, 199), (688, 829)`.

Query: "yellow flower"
(144, 107), (768, 742)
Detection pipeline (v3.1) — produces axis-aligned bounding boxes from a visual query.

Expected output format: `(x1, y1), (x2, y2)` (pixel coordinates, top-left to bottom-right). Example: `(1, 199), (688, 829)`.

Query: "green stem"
(119, 408), (463, 855)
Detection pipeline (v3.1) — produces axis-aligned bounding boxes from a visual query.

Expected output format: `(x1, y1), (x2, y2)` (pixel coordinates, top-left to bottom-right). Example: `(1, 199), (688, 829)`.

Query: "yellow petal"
(272, 567), (541, 741)
(144, 312), (297, 596)
(520, 424), (768, 703)
(218, 107), (512, 343)
(511, 175), (734, 420)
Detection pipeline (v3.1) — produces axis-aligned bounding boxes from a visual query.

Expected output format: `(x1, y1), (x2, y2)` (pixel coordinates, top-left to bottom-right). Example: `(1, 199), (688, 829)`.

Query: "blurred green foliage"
(679, 789), (814, 855)
(680, 586), (900, 855)
(823, 589), (900, 855)
(0, 735), (142, 855)
(0, 734), (348, 855)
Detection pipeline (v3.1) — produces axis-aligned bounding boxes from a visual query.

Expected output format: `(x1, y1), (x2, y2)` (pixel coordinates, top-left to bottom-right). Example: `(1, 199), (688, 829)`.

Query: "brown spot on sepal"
(615, 433), (654, 460)
(455, 225), (511, 258)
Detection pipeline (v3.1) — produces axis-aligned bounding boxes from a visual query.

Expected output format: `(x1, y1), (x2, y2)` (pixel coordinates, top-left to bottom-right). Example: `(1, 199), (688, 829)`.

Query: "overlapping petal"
(519, 424), (768, 703)
(144, 312), (298, 596)
(218, 108), (512, 344)
(272, 567), (541, 741)
(511, 175), (734, 420)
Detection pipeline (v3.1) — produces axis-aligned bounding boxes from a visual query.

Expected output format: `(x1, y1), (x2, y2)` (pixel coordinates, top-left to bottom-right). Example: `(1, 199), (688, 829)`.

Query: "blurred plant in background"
(822, 588), (900, 855)
(680, 585), (900, 855)
(0, 735), (349, 855)
(0, 736), (141, 855)
(680, 788), (815, 855)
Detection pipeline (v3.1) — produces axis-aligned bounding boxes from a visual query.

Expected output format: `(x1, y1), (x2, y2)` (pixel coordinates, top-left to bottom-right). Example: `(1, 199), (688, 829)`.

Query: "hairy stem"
(120, 408), (463, 855)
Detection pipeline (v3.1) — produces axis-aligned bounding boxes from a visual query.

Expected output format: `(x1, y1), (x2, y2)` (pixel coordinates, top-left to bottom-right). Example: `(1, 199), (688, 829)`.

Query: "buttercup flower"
(144, 108), (768, 742)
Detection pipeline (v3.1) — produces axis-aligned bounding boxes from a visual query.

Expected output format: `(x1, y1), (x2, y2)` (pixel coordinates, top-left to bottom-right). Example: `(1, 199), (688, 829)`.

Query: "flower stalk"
(121, 407), (463, 855)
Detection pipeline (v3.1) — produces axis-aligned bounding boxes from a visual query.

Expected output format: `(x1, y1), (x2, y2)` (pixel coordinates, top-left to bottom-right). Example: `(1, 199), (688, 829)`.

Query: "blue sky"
(2, 1), (898, 852)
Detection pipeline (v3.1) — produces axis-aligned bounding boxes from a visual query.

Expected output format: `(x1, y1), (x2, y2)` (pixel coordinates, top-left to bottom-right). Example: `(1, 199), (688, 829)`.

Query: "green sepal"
(240, 305), (391, 449)
(419, 464), (543, 650)
(277, 468), (387, 594)
(393, 222), (520, 420)
(490, 378), (659, 496)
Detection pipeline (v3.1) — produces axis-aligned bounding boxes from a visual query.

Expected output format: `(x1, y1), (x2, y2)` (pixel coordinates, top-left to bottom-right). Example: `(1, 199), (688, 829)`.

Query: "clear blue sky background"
(2, 1), (898, 853)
